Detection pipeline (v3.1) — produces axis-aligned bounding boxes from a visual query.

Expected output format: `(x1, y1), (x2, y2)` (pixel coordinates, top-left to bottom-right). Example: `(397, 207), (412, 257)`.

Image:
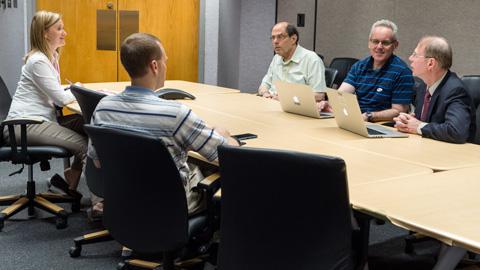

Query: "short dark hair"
(285, 23), (299, 45)
(120, 33), (162, 78)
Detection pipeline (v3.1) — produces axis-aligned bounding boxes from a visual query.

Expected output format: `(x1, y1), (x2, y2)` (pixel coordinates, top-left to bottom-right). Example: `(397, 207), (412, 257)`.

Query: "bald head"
(419, 36), (452, 69)
(272, 22), (299, 45)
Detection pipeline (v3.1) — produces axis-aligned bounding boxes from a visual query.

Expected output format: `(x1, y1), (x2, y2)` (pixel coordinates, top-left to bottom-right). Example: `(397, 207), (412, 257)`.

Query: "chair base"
(0, 179), (80, 231)
(119, 254), (208, 270)
(69, 229), (114, 257)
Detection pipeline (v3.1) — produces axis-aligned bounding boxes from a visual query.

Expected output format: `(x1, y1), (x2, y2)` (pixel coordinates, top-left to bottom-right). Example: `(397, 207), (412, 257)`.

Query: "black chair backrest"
(217, 146), (353, 270)
(316, 53), (325, 61)
(70, 85), (107, 124)
(329, 57), (359, 87)
(412, 76), (426, 104)
(70, 85), (107, 196)
(461, 75), (480, 109)
(84, 125), (189, 253)
(461, 75), (480, 143)
(0, 75), (12, 122)
(325, 67), (339, 88)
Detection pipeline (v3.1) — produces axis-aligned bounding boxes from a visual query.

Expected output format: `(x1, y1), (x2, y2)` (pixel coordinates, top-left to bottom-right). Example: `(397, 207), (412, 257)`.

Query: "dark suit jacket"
(414, 70), (476, 144)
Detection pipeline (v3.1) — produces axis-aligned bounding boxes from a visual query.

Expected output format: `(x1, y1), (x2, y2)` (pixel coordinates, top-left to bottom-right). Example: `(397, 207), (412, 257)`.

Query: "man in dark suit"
(394, 36), (476, 143)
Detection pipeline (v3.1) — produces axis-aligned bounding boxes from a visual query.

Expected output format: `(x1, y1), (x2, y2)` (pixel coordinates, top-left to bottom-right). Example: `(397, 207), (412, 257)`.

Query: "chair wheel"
(117, 262), (129, 270)
(69, 246), (81, 257)
(56, 217), (68, 229)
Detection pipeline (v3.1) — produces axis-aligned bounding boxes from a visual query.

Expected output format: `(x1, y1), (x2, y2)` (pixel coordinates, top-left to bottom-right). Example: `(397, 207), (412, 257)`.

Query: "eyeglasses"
(411, 51), (433, 59)
(369, 39), (395, 47)
(270, 34), (289, 41)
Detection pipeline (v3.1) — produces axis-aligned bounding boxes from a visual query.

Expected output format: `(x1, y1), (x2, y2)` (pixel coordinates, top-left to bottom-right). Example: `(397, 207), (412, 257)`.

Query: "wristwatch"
(366, 112), (374, 122)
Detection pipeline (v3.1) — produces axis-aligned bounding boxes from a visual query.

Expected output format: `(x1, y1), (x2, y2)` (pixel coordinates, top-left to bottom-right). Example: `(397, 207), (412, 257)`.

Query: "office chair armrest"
(2, 117), (44, 126)
(198, 172), (221, 195)
(187, 152), (219, 170)
(198, 172), (221, 231)
(2, 117), (45, 161)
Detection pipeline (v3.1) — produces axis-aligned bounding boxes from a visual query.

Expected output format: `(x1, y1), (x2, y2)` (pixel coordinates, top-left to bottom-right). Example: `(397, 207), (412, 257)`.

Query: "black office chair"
(0, 76), (11, 121)
(316, 53), (325, 61)
(84, 125), (219, 270)
(0, 75), (79, 231)
(461, 75), (480, 144)
(68, 85), (112, 257)
(329, 57), (359, 88)
(325, 67), (339, 88)
(70, 85), (107, 124)
(216, 145), (368, 270)
(413, 76), (426, 104)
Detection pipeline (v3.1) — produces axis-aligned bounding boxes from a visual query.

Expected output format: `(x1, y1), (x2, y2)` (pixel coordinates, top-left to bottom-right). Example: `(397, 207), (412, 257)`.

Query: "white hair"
(369, 19), (398, 41)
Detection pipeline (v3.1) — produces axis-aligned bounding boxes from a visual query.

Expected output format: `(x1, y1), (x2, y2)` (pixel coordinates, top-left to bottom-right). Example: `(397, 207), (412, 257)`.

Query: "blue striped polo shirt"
(344, 55), (414, 113)
(87, 86), (226, 214)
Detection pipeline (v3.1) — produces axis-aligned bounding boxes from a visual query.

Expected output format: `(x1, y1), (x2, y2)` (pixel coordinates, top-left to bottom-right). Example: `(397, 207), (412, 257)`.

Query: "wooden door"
(36, 0), (199, 83)
(36, 0), (118, 83)
(118, 0), (199, 82)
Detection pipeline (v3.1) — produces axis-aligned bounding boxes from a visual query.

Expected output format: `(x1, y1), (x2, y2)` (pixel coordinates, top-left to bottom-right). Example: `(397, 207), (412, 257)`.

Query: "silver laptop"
(275, 81), (333, 119)
(326, 89), (408, 138)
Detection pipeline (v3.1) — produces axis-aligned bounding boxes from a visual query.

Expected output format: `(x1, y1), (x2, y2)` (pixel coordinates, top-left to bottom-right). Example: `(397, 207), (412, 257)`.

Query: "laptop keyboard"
(367, 127), (386, 135)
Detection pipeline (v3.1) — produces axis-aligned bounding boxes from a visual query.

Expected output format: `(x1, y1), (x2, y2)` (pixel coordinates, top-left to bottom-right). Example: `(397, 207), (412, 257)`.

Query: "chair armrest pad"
(2, 117), (44, 126)
(187, 151), (219, 166)
(198, 172), (221, 193)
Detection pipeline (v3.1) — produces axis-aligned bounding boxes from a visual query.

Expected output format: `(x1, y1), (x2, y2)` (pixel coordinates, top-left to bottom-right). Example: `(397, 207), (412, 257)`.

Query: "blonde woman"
(4, 11), (86, 199)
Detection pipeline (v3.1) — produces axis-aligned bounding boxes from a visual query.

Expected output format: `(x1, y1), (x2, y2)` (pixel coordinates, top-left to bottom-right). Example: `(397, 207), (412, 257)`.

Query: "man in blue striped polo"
(88, 33), (240, 215)
(336, 19), (414, 122)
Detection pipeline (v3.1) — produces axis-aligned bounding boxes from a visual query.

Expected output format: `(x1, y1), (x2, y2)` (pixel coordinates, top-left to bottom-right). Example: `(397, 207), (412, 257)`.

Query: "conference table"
(351, 166), (480, 254)
(70, 80), (480, 269)
(76, 80), (240, 96)
(184, 91), (480, 172)
(351, 166), (480, 269)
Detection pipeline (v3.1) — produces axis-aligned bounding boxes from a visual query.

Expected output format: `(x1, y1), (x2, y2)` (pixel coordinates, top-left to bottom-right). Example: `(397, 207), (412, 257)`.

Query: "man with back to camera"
(394, 36), (476, 143)
(88, 33), (240, 215)
(258, 22), (327, 103)
(321, 19), (415, 122)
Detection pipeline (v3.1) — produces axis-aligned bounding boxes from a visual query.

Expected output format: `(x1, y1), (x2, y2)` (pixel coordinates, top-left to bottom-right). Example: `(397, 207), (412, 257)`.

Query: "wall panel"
(315, 0), (480, 75)
(277, 0), (316, 51)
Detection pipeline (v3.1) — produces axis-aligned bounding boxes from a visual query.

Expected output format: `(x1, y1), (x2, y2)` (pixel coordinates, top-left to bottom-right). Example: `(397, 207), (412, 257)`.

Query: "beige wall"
(316, 0), (480, 76)
(277, 0), (317, 51)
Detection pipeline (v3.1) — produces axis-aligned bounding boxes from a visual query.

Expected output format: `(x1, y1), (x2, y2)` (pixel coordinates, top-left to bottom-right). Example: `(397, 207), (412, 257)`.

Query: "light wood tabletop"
(66, 80), (239, 113)
(186, 104), (433, 187)
(181, 88), (480, 172)
(350, 166), (480, 253)
(69, 81), (480, 172)
(70, 81), (480, 172)
(76, 80), (240, 95)
(342, 135), (480, 171)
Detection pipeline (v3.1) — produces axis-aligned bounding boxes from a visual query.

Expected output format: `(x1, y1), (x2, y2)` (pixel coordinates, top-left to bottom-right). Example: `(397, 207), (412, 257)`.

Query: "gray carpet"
(0, 159), (122, 270)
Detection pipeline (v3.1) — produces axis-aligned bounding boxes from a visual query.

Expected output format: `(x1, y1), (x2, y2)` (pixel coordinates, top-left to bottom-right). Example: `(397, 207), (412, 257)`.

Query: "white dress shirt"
(7, 51), (75, 122)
